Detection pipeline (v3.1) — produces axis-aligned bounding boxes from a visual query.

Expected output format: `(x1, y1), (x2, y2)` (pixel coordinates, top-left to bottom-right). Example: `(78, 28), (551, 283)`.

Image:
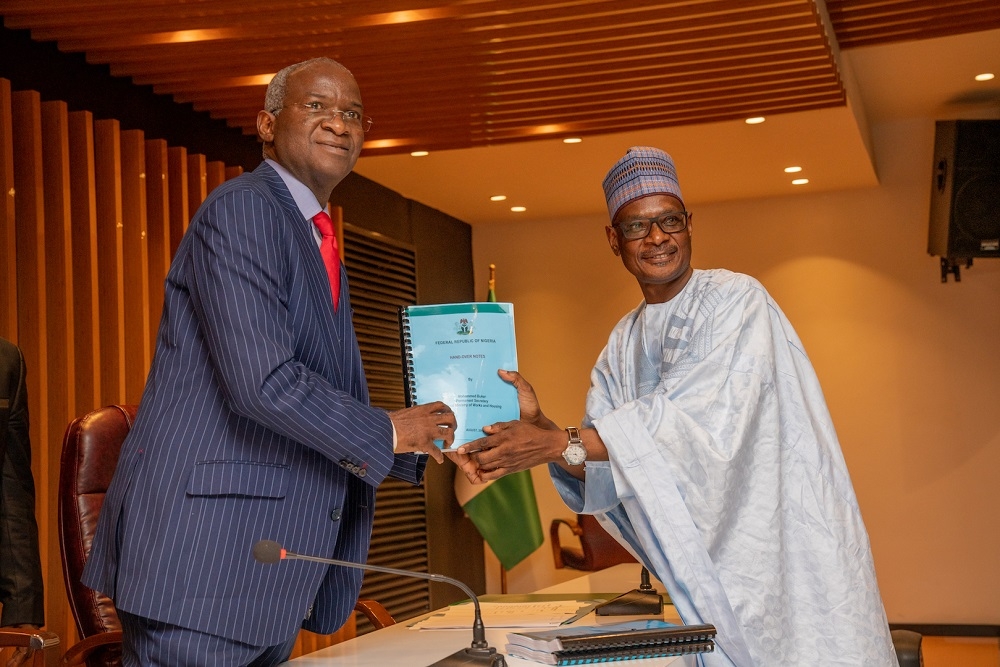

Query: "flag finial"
(487, 264), (497, 302)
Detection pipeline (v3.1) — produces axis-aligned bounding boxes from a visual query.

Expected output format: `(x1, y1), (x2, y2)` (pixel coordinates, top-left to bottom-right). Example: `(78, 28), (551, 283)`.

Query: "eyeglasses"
(272, 101), (374, 132)
(613, 210), (689, 240)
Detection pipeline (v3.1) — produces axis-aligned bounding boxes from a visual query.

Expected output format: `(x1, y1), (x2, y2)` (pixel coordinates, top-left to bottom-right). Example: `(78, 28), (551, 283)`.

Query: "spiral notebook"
(398, 302), (518, 448)
(505, 620), (716, 665)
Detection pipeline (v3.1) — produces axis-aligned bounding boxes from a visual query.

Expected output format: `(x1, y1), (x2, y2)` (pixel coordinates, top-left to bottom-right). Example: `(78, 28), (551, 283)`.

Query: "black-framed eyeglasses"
(614, 210), (689, 240)
(271, 101), (373, 133)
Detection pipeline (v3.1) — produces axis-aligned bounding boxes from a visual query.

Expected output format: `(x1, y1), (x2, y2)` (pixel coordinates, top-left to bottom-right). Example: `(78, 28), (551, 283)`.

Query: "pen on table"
(560, 601), (602, 625)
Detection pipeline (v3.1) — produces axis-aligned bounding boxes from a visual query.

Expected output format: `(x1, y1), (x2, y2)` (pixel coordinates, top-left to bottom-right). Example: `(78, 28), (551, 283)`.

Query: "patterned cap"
(602, 146), (684, 222)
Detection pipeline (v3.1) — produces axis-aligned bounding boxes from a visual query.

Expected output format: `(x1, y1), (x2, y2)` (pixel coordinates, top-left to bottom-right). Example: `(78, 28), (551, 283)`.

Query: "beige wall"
(471, 116), (1000, 624)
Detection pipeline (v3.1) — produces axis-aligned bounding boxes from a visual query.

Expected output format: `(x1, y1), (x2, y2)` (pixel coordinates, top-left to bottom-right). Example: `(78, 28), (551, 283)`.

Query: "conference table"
(284, 563), (703, 666)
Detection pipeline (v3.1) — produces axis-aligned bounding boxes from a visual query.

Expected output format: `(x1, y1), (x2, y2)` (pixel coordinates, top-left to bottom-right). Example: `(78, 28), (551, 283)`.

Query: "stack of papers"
(408, 600), (600, 630)
(505, 620), (716, 665)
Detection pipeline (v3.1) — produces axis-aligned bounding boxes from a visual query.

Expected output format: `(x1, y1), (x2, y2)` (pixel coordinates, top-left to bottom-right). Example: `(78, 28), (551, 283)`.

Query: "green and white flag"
(454, 264), (543, 570)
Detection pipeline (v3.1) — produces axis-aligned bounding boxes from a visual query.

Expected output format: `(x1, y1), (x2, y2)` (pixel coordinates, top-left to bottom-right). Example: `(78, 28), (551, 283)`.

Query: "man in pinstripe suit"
(82, 58), (457, 666)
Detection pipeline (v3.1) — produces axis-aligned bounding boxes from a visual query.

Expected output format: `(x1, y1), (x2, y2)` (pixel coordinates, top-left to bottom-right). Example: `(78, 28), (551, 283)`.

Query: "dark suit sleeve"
(0, 343), (45, 627)
(183, 187), (398, 483)
(389, 451), (427, 485)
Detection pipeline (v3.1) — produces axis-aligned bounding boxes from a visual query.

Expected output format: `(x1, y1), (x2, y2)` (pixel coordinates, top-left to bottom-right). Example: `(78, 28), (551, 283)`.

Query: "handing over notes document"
(399, 302), (518, 448)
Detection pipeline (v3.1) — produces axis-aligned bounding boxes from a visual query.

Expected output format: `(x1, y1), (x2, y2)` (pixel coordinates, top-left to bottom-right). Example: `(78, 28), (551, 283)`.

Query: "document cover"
(399, 302), (518, 448)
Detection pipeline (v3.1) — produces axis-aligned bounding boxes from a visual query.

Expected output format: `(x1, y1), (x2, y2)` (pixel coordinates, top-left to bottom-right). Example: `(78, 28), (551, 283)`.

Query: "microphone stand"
(594, 566), (664, 616)
(253, 540), (506, 666)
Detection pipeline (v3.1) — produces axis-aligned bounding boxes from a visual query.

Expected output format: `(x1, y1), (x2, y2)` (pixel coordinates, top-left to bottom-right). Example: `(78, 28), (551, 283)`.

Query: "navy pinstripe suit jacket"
(82, 162), (425, 645)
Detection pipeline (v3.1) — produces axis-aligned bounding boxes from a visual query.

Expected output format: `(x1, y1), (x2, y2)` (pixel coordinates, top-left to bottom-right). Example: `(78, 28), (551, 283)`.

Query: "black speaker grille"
(953, 172), (1000, 247)
(928, 119), (1000, 258)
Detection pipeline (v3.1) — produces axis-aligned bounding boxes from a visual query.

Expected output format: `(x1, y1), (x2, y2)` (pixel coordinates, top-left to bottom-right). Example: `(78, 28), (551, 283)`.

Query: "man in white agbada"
(454, 147), (897, 666)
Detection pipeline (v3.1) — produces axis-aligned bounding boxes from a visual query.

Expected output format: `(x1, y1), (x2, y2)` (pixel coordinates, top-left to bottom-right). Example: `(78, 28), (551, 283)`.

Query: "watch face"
(562, 444), (587, 466)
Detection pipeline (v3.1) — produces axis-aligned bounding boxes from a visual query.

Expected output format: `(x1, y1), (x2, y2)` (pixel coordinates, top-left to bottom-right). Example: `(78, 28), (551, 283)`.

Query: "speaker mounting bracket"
(940, 257), (972, 283)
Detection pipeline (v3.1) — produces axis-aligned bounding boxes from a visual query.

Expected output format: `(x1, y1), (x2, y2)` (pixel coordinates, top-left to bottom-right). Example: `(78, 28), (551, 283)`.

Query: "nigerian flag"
(454, 264), (544, 570)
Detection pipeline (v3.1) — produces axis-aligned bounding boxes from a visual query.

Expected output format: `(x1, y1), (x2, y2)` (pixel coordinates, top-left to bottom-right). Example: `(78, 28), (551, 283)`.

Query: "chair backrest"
(58, 405), (137, 645)
(551, 514), (637, 571)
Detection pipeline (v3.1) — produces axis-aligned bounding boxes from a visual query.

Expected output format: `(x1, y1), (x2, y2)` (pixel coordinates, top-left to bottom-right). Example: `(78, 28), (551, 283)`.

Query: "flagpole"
(489, 263), (509, 594)
(454, 262), (542, 594)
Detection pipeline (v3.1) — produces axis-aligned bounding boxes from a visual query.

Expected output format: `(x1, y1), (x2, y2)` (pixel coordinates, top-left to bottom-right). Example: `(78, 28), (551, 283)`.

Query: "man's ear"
(257, 110), (276, 144)
(605, 226), (620, 256)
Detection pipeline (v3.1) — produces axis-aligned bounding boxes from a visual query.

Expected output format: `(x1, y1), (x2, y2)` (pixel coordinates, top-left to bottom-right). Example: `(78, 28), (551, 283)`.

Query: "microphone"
(252, 540), (506, 666)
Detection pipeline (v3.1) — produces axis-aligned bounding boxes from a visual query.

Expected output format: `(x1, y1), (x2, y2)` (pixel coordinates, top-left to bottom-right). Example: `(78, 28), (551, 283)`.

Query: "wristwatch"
(562, 426), (587, 466)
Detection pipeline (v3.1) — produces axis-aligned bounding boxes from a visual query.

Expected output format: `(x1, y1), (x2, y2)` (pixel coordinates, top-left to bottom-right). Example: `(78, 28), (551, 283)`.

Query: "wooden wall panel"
(225, 165), (244, 181)
(145, 139), (170, 352)
(94, 119), (126, 406)
(120, 130), (150, 404)
(167, 146), (189, 256)
(4, 80), (261, 657)
(68, 110), (101, 415)
(11, 89), (51, 633)
(40, 99), (74, 646)
(187, 152), (207, 213)
(0, 80), (15, 340)
(206, 159), (225, 195)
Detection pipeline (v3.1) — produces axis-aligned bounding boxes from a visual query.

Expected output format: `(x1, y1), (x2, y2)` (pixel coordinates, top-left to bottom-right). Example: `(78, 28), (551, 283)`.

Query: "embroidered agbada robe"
(550, 269), (896, 666)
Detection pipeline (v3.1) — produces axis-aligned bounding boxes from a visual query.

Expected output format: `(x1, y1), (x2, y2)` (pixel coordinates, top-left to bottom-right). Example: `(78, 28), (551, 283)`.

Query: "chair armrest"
(550, 517), (583, 569)
(354, 599), (395, 630)
(61, 630), (123, 667)
(0, 628), (59, 651)
(0, 629), (59, 667)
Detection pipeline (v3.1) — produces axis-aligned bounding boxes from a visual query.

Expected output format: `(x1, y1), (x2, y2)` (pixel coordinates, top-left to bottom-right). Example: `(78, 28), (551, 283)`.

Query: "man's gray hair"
(264, 57), (351, 114)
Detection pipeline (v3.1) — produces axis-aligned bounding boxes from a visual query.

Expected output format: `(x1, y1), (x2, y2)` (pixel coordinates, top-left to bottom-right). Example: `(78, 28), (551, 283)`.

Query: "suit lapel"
(256, 163), (346, 354)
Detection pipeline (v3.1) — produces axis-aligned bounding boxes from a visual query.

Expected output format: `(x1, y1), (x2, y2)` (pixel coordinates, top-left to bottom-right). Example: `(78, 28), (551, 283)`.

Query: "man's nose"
(645, 221), (671, 243)
(321, 112), (349, 133)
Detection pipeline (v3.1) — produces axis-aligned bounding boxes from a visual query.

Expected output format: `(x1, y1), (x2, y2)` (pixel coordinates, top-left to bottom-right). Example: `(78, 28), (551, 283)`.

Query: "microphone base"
(427, 646), (507, 666)
(594, 587), (664, 616)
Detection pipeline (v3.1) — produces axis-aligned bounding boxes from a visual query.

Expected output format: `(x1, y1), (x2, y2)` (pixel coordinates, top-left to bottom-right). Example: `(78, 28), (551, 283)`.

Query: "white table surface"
(282, 564), (700, 666)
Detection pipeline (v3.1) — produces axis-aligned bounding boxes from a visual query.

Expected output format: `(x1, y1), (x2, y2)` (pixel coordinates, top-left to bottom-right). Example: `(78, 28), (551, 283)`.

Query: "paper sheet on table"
(408, 600), (597, 630)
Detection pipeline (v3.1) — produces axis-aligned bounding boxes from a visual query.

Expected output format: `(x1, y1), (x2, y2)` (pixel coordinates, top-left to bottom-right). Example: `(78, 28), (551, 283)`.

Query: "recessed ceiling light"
(510, 206), (526, 212)
(410, 150), (429, 157)
(563, 137), (582, 144)
(784, 166), (802, 173)
(490, 195), (507, 202)
(792, 178), (810, 185)
(745, 116), (765, 125)
(975, 72), (995, 82)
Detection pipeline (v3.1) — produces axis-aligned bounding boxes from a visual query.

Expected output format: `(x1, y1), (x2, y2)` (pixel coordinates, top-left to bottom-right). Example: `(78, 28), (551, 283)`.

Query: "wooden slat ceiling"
(3, 0), (1000, 157)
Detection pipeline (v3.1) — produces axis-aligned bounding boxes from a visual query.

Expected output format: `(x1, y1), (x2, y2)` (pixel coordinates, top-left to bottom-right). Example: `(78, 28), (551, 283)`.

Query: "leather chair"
(550, 514), (637, 571)
(0, 628), (60, 666)
(58, 404), (394, 666)
(59, 404), (134, 666)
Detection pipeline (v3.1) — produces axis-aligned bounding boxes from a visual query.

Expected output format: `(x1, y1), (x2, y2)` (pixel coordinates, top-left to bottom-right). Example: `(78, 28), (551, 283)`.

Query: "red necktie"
(312, 210), (341, 310)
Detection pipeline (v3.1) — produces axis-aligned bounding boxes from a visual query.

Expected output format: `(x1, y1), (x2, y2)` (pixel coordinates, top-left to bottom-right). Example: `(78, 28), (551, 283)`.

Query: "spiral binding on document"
(398, 306), (416, 407)
(554, 640), (714, 664)
(505, 621), (715, 665)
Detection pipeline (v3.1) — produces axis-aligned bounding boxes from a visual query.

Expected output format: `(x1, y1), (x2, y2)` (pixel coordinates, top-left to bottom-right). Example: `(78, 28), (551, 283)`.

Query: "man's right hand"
(389, 401), (457, 463)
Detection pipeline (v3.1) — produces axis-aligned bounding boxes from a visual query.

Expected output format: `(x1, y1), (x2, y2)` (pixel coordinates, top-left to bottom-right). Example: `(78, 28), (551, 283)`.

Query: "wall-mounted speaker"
(928, 120), (1000, 268)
